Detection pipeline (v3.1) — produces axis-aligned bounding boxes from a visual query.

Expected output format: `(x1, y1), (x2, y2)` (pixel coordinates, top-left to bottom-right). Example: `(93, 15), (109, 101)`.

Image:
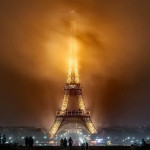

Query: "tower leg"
(84, 117), (97, 134)
(49, 117), (63, 139)
(78, 95), (86, 112)
(60, 95), (69, 113)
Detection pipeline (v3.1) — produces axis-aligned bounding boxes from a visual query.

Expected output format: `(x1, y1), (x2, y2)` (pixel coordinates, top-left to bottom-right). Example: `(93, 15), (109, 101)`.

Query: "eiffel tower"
(49, 11), (97, 139)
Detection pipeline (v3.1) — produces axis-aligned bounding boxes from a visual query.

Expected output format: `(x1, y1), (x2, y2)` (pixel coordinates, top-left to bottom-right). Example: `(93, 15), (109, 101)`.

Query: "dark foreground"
(0, 145), (149, 150)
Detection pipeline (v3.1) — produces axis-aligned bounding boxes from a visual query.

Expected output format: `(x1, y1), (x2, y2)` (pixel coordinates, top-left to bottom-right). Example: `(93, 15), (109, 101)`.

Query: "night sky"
(0, 0), (150, 129)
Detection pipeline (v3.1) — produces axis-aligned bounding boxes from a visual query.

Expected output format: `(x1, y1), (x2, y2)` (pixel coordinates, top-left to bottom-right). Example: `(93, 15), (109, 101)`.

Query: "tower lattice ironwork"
(49, 11), (97, 139)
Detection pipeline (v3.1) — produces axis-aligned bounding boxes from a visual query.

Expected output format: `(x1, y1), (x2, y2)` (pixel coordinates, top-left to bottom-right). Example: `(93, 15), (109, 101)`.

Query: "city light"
(79, 137), (83, 143)
(95, 138), (103, 143)
(35, 141), (39, 144)
(107, 141), (112, 145)
(43, 136), (47, 139)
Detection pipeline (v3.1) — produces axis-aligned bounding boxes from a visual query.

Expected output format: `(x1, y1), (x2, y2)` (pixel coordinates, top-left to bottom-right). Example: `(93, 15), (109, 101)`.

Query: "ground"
(0, 145), (136, 150)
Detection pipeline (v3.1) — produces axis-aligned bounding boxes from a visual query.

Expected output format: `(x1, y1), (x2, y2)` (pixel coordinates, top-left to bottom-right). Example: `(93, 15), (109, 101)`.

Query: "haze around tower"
(0, 0), (150, 129)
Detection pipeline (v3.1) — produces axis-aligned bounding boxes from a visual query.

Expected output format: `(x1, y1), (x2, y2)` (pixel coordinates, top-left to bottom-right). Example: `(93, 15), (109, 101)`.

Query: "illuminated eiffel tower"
(49, 11), (97, 139)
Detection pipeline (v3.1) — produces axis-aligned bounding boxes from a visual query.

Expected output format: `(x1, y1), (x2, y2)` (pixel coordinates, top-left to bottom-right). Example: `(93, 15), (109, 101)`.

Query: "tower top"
(67, 11), (79, 84)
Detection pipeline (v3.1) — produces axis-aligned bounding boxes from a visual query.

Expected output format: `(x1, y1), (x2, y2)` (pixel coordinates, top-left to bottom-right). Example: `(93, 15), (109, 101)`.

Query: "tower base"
(53, 122), (91, 145)
(49, 110), (97, 140)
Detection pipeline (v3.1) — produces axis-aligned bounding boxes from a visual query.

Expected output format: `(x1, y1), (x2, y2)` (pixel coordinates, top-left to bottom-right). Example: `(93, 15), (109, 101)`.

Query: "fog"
(0, 0), (150, 129)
